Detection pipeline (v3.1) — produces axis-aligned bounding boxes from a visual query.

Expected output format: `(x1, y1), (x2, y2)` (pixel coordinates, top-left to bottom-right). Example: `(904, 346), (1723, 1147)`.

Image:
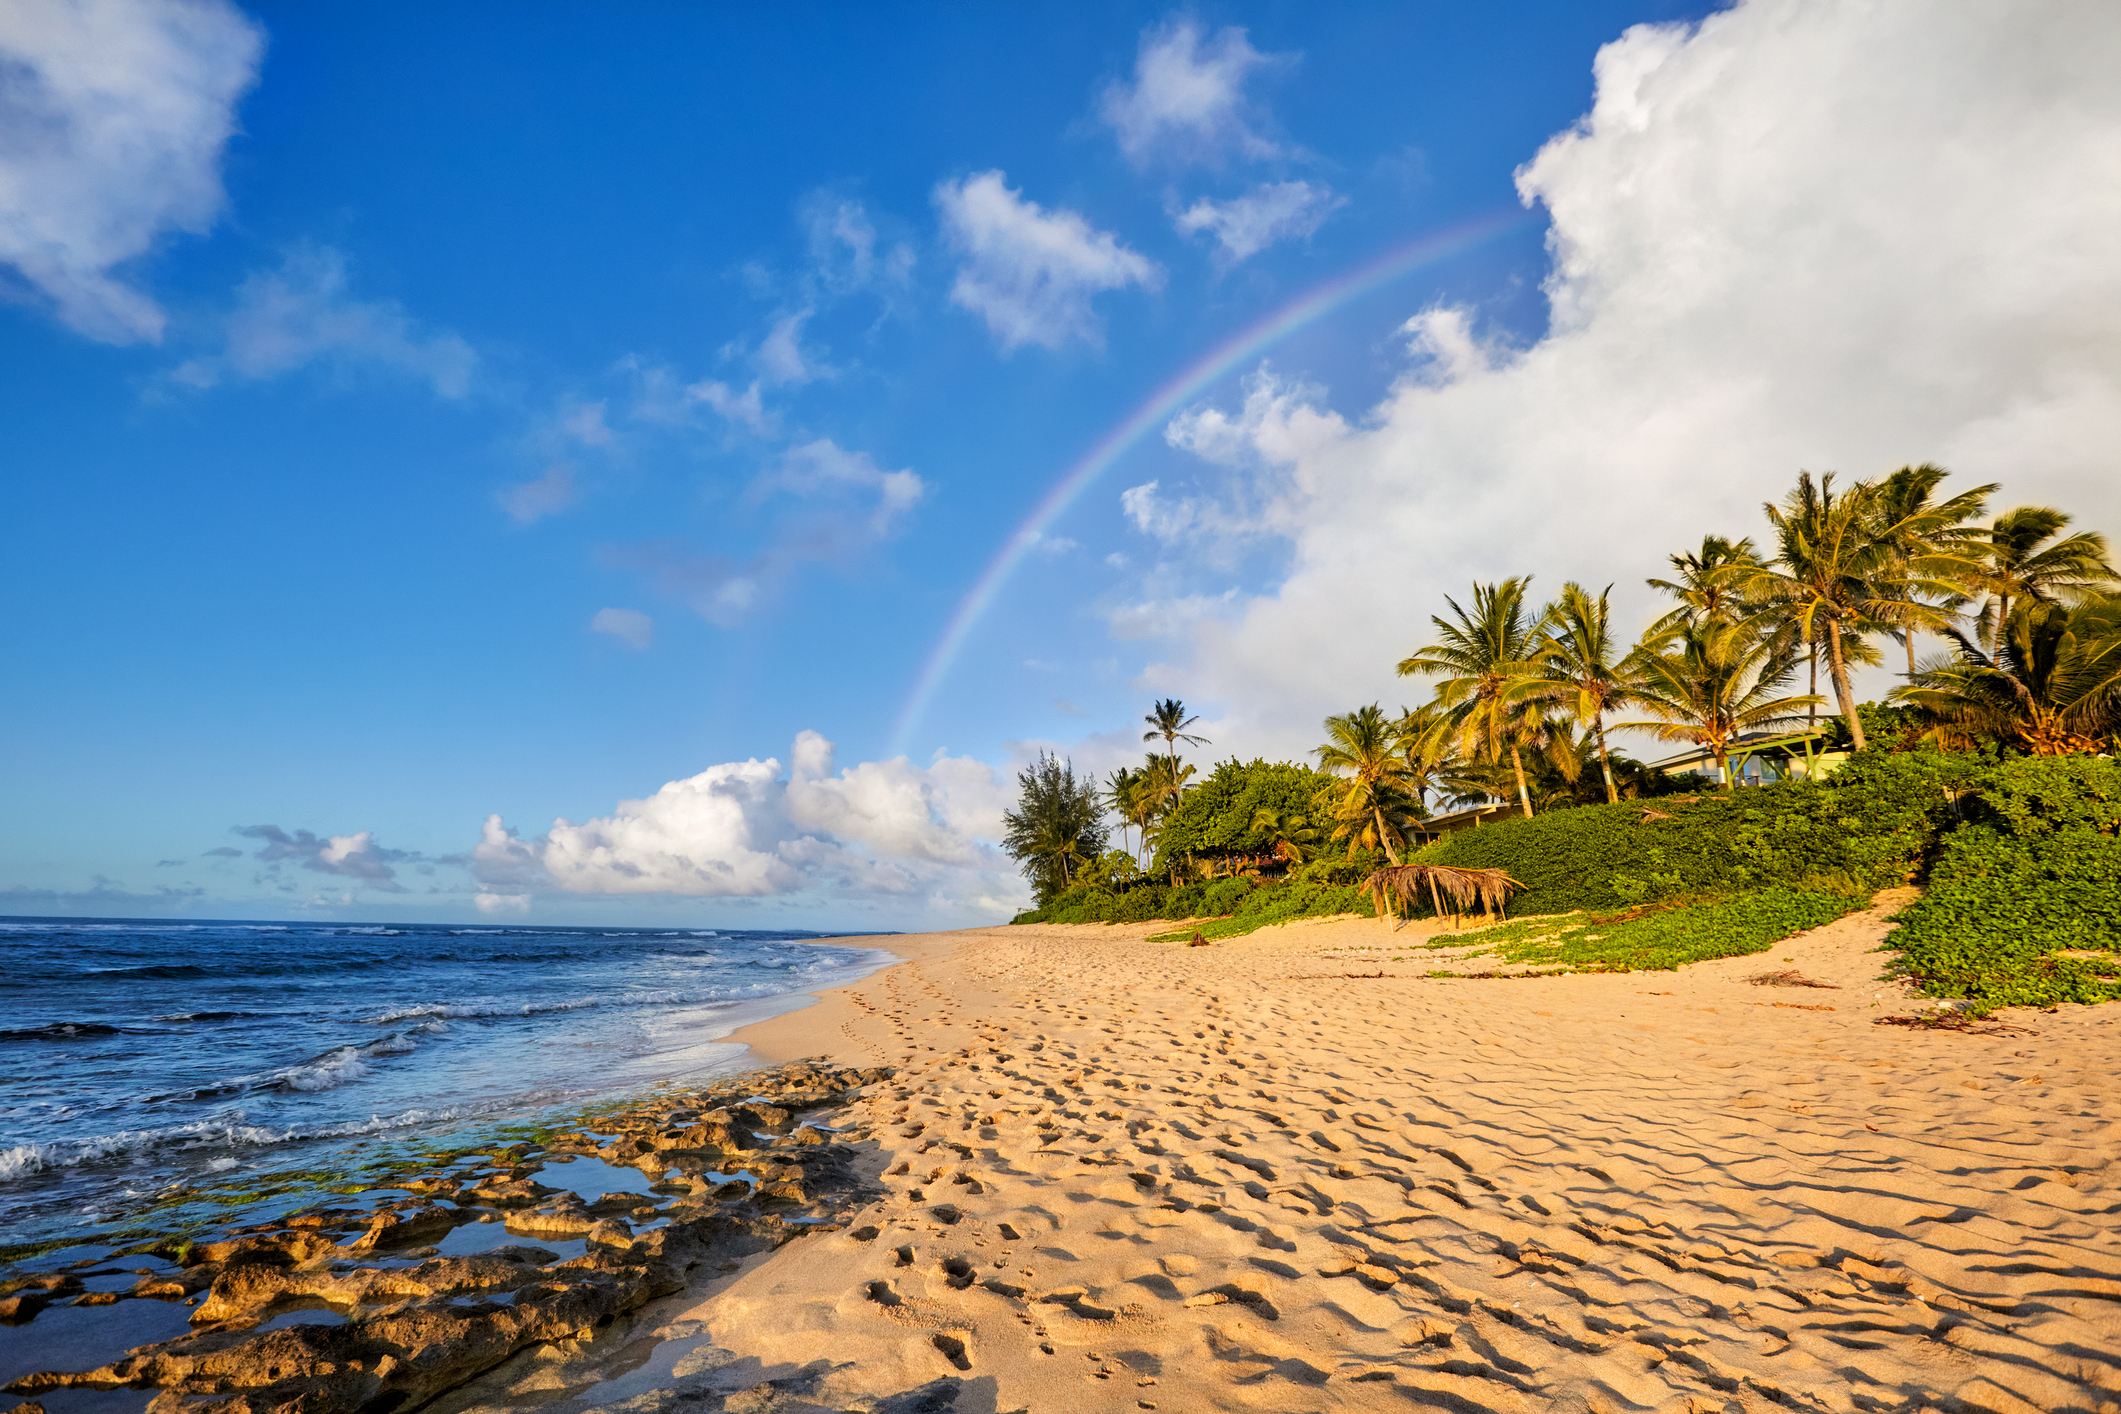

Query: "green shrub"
(1885, 755), (2121, 1013)
(1414, 749), (1985, 915)
(1165, 883), (1208, 919)
(1288, 852), (1381, 887)
(1201, 877), (1258, 915)
(1113, 886), (1172, 923)
(1449, 888), (1858, 972)
(1149, 880), (1374, 941)
(1148, 758), (1340, 874)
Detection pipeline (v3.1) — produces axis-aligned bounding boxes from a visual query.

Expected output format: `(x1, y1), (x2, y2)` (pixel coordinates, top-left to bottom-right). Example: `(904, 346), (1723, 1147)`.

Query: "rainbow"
(889, 206), (1535, 757)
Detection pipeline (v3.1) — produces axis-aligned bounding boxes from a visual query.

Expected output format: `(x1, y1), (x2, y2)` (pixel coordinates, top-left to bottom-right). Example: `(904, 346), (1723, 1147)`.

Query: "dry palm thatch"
(1363, 864), (1524, 931)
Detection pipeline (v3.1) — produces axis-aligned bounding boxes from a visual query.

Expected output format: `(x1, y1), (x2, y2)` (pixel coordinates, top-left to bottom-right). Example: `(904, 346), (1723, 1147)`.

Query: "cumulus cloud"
(589, 607), (653, 649)
(1117, 369), (1329, 550)
(936, 171), (1162, 351)
(470, 815), (547, 891)
(0, 0), (262, 343)
(1099, 18), (1286, 169)
(236, 824), (412, 892)
(1174, 180), (1342, 263)
(1120, 1), (2121, 762)
(168, 245), (475, 394)
(471, 733), (1019, 918)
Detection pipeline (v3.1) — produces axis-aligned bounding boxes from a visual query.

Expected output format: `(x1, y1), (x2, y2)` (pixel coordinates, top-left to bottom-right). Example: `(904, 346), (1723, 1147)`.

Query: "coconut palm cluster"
(1003, 466), (2117, 901)
(1388, 465), (2118, 814)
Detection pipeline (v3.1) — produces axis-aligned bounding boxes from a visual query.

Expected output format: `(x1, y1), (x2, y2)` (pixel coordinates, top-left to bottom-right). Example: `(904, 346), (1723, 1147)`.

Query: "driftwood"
(1362, 864), (1524, 932)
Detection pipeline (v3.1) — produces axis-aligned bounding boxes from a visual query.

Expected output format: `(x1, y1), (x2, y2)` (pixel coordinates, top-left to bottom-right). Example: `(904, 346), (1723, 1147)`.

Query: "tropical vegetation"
(1002, 464), (2120, 1014)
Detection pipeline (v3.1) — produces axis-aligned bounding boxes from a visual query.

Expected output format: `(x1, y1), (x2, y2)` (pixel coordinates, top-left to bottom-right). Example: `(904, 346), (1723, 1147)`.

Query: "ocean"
(0, 915), (889, 1268)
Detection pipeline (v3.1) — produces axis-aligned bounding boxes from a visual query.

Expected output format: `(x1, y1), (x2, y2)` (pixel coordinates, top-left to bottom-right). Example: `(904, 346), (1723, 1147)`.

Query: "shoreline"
(13, 906), (2121, 1413)
(727, 928), (971, 1067)
(444, 903), (2121, 1412)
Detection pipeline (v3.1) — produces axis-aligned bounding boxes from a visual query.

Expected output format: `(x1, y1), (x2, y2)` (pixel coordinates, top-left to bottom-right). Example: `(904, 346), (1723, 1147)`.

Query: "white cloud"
(169, 246), (476, 395)
(1174, 180), (1343, 263)
(1118, 369), (1332, 549)
(590, 607), (653, 650)
(474, 891), (530, 916)
(497, 463), (576, 524)
(470, 814), (546, 892)
(0, 0), (261, 343)
(472, 733), (1019, 918)
(235, 823), (411, 892)
(752, 438), (926, 537)
(1099, 18), (1285, 169)
(936, 171), (1163, 351)
(559, 399), (613, 445)
(1119, 1), (2121, 763)
(801, 192), (914, 294)
(685, 377), (771, 433)
(758, 309), (822, 385)
(610, 438), (926, 627)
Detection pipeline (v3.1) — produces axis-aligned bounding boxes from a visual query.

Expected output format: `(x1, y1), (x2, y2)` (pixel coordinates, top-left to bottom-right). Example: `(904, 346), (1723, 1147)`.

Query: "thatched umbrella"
(1362, 864), (1524, 932)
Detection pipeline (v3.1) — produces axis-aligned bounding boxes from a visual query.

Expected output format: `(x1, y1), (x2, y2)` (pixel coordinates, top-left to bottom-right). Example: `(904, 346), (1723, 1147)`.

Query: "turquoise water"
(0, 915), (887, 1260)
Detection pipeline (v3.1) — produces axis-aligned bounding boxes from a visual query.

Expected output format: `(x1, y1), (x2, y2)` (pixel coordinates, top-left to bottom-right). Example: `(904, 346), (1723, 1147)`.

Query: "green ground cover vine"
(1435, 888), (1859, 973)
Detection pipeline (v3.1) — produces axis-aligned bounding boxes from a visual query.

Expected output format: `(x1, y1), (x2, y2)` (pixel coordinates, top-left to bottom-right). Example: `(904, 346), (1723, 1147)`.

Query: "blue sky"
(4, 1), (2116, 927)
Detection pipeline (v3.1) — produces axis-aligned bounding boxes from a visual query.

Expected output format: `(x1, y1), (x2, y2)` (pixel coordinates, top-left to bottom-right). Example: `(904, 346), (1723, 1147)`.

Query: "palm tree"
(1398, 577), (1547, 817)
(1743, 472), (1975, 752)
(1646, 535), (1764, 631)
(1534, 582), (1637, 804)
(1620, 619), (1822, 788)
(1142, 698), (1209, 769)
(1133, 755), (1199, 882)
(1000, 752), (1109, 899)
(1393, 703), (1481, 814)
(1246, 806), (1322, 871)
(1313, 704), (1425, 863)
(1869, 464), (1996, 676)
(1974, 507), (2118, 653)
(1104, 766), (1145, 865)
(1893, 594), (2121, 755)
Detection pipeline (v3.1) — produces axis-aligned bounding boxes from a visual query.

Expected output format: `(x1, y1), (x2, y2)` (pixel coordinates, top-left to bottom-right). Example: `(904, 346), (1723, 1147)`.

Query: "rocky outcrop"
(2, 1059), (891, 1414)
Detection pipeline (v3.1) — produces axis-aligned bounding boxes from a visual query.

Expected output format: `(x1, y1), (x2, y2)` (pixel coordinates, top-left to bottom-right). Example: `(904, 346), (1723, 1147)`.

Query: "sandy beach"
(433, 901), (2121, 1414)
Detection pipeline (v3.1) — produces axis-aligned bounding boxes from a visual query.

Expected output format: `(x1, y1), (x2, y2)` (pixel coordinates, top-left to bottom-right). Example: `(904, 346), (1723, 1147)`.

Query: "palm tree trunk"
(1594, 714), (1617, 804)
(1714, 745), (1732, 790)
(1509, 744), (1533, 818)
(1373, 806), (1401, 865)
(1808, 643), (1818, 728)
(1905, 628), (1917, 678)
(1823, 616), (1867, 751)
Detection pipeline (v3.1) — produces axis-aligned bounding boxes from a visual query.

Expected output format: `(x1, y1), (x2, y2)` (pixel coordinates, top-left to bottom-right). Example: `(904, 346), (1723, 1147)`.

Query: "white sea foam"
(277, 1046), (370, 1091)
(0, 1118), (289, 1181)
(363, 986), (767, 1024)
(0, 1144), (50, 1180)
(0, 1101), (524, 1186)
